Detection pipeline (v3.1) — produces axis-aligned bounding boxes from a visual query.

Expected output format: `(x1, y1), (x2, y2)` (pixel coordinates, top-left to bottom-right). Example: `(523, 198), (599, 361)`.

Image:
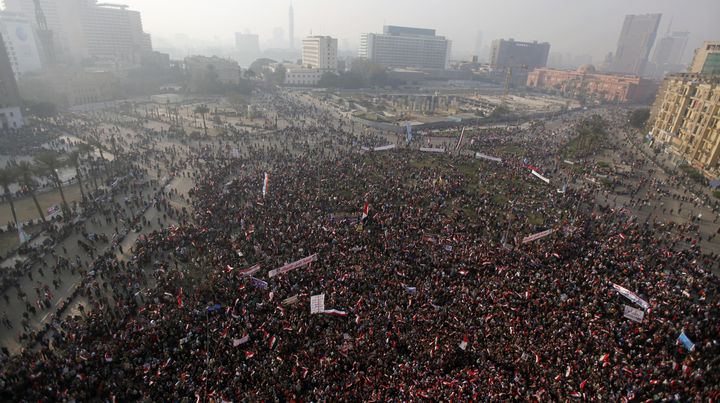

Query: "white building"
(0, 12), (43, 78)
(284, 66), (323, 86)
(359, 25), (451, 69)
(302, 35), (337, 71)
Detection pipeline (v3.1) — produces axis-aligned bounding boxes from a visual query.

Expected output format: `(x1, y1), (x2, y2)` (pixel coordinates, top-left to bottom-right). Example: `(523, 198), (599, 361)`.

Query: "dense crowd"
(1, 129), (718, 400)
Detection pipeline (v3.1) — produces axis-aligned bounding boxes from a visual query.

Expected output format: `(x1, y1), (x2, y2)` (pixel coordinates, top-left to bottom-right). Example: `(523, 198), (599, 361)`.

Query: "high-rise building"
(648, 31), (689, 78)
(3, 0), (151, 66)
(359, 25), (451, 69)
(689, 41), (720, 75)
(651, 73), (720, 177)
(490, 38), (550, 69)
(0, 36), (24, 129)
(474, 30), (483, 59)
(288, 4), (294, 49)
(610, 13), (662, 76)
(302, 35), (337, 70)
(0, 11), (43, 77)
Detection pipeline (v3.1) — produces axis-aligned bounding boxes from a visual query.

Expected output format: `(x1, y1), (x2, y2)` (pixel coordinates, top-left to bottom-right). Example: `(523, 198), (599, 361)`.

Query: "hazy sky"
(117, 0), (720, 60)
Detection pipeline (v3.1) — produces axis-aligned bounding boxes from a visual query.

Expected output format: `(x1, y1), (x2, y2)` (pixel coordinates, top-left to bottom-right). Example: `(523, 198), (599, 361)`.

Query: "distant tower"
(289, 3), (294, 49)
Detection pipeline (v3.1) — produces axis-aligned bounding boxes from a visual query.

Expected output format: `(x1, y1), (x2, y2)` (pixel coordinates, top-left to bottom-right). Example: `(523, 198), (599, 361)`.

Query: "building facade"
(526, 64), (658, 104)
(610, 13), (662, 76)
(648, 31), (689, 78)
(0, 11), (43, 78)
(3, 0), (151, 66)
(0, 36), (24, 129)
(359, 25), (451, 69)
(490, 38), (550, 69)
(284, 66), (323, 86)
(689, 41), (720, 75)
(301, 36), (337, 70)
(651, 74), (720, 177)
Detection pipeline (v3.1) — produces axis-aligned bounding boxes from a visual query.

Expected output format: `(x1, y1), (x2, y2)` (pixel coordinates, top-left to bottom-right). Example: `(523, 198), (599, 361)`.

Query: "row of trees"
(0, 141), (110, 227)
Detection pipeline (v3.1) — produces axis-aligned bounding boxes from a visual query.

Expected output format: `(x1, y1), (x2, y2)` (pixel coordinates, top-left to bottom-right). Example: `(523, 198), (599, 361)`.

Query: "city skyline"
(79, 0), (720, 61)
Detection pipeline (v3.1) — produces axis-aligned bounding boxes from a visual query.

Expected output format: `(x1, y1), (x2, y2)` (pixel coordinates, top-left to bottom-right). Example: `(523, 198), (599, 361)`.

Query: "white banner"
(623, 305), (645, 323)
(612, 283), (650, 310)
(420, 147), (445, 153)
(238, 264), (261, 277)
(269, 254), (318, 278)
(373, 144), (396, 151)
(522, 228), (555, 244)
(310, 294), (325, 314)
(531, 170), (550, 184)
(563, 160), (576, 165)
(475, 152), (502, 163)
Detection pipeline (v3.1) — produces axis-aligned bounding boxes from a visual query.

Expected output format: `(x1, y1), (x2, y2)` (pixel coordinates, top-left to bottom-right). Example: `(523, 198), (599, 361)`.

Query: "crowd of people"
(0, 92), (718, 400)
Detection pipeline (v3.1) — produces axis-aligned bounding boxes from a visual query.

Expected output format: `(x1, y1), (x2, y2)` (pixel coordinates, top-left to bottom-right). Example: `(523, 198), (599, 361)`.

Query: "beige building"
(301, 36), (337, 71)
(689, 41), (720, 75)
(651, 73), (720, 177)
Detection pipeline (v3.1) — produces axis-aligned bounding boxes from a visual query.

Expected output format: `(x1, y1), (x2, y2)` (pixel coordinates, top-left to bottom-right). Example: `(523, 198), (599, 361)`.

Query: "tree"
(77, 142), (99, 190)
(34, 151), (70, 215)
(194, 105), (210, 137)
(16, 161), (46, 224)
(629, 108), (650, 129)
(0, 167), (19, 226)
(67, 151), (86, 201)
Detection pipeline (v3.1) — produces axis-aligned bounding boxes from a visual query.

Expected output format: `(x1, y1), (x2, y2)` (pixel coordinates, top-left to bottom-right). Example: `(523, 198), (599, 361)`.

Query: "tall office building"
(610, 13), (662, 76)
(288, 4), (294, 49)
(302, 36), (337, 70)
(359, 25), (451, 69)
(490, 38), (550, 69)
(0, 36), (24, 129)
(3, 0), (151, 65)
(474, 30), (483, 59)
(648, 31), (689, 78)
(689, 41), (720, 75)
(0, 11), (43, 77)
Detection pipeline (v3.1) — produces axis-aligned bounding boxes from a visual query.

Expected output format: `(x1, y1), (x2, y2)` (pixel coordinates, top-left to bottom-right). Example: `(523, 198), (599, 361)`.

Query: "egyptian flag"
(459, 335), (469, 351)
(177, 288), (184, 308)
(262, 173), (269, 198)
(361, 201), (369, 221)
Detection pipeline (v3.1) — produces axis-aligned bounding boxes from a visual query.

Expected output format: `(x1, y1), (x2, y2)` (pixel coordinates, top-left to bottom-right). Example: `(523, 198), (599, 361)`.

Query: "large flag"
(262, 172), (269, 197)
(406, 122), (413, 145)
(233, 334), (250, 347)
(362, 201), (369, 221)
(320, 309), (348, 317)
(459, 335), (469, 350)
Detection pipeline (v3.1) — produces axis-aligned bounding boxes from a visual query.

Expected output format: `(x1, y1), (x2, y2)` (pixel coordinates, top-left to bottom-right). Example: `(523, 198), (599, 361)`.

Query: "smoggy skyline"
(5, 0), (719, 62)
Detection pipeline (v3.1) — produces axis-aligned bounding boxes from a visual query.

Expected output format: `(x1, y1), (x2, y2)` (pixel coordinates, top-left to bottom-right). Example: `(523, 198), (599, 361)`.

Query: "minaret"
(289, 3), (294, 49)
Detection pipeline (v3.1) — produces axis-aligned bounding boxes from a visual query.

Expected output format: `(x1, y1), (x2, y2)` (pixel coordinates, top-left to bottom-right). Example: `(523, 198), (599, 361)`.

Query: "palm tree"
(77, 142), (98, 190)
(0, 167), (19, 227)
(67, 151), (86, 201)
(194, 104), (210, 137)
(34, 151), (70, 215)
(16, 161), (47, 224)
